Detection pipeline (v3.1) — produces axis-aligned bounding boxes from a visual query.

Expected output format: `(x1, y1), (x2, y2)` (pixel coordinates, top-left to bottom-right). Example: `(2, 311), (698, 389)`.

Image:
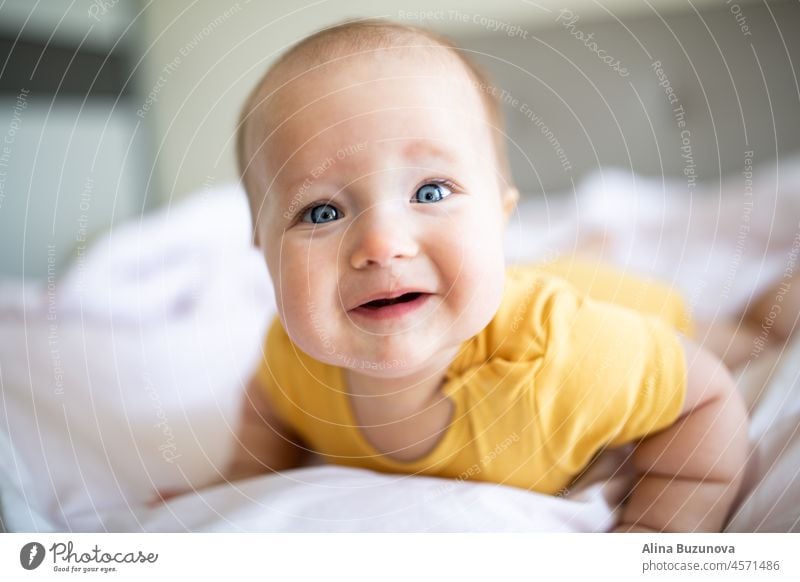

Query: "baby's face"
(255, 51), (515, 377)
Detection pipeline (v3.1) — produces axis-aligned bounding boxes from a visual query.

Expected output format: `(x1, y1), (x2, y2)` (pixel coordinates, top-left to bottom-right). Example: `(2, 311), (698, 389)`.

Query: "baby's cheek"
(460, 206), (505, 263)
(279, 278), (306, 314)
(278, 249), (342, 356)
(457, 215), (507, 318)
(272, 257), (309, 321)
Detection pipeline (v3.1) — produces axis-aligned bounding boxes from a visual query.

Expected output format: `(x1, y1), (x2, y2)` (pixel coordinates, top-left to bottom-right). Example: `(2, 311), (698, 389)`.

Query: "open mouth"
(360, 292), (424, 310)
(352, 291), (431, 320)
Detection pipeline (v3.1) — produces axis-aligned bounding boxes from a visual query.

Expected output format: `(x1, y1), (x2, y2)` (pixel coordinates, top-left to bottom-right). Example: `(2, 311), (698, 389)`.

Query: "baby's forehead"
(263, 45), (482, 123)
(261, 53), (488, 152)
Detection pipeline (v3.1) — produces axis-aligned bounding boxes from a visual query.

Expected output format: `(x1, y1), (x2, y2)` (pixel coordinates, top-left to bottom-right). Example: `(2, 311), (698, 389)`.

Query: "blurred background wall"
(1, 0), (798, 278)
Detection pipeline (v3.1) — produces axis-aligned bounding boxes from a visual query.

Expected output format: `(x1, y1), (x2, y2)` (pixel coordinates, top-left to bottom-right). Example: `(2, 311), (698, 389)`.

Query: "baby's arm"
(151, 374), (307, 504)
(613, 337), (749, 532)
(223, 372), (311, 481)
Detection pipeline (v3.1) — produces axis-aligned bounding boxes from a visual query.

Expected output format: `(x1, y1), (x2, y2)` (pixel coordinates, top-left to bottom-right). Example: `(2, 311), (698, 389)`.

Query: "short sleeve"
(531, 283), (687, 477)
(534, 259), (694, 337)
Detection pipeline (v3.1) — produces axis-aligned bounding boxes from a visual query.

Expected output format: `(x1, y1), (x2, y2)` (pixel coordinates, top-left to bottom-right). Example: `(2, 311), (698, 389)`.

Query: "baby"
(228, 19), (750, 532)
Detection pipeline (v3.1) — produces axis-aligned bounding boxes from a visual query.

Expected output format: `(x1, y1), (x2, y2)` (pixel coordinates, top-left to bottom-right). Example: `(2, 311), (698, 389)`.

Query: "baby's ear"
(501, 187), (519, 224)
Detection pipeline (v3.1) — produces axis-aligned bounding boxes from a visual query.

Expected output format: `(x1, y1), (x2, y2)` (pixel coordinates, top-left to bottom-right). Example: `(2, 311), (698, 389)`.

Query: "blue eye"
(413, 182), (453, 204)
(298, 183), (452, 223)
(301, 203), (341, 224)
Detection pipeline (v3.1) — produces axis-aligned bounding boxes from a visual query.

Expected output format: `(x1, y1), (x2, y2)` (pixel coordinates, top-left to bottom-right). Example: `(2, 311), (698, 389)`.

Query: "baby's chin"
(303, 335), (459, 379)
(312, 344), (427, 376)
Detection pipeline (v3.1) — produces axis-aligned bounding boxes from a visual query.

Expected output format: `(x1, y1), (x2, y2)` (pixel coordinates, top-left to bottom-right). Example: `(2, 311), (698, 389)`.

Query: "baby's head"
(237, 20), (519, 377)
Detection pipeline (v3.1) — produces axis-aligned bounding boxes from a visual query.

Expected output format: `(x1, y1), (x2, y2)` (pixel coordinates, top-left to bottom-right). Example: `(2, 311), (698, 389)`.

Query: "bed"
(2, 158), (799, 532)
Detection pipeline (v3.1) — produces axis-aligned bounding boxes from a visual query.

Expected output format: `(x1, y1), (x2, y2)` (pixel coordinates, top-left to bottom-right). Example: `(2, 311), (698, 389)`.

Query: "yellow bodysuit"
(256, 260), (691, 494)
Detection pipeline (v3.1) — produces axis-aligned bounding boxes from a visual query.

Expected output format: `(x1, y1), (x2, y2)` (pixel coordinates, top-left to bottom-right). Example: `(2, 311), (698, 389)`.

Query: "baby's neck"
(344, 345), (461, 421)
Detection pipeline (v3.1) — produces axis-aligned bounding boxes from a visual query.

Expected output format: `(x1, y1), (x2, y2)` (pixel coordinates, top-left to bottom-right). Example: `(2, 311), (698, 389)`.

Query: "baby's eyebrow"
(399, 141), (459, 165)
(276, 141), (459, 208)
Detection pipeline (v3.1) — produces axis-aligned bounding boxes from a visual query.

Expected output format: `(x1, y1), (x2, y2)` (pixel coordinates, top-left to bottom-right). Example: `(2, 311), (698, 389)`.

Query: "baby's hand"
(613, 336), (749, 532)
(147, 488), (188, 507)
(611, 523), (661, 533)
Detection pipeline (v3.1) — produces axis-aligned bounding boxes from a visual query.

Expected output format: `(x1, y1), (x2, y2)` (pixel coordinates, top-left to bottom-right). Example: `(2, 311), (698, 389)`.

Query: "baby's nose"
(348, 206), (419, 269)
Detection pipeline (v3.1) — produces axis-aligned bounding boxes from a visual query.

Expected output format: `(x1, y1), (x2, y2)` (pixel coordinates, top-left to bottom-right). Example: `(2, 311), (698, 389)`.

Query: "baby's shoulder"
(484, 265), (582, 358)
(486, 263), (665, 364)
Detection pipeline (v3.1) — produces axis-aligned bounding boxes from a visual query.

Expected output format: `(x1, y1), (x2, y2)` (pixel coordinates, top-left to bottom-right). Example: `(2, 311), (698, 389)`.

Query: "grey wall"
(460, 1), (800, 195)
(0, 99), (146, 278)
(0, 0), (151, 279)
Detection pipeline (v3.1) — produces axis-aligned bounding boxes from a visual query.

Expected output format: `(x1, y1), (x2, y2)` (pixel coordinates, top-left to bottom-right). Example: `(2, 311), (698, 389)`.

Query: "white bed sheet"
(2, 159), (799, 532)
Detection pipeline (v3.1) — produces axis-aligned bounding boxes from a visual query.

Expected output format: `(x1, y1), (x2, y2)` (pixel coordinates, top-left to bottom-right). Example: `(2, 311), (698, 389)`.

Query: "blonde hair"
(236, 19), (511, 218)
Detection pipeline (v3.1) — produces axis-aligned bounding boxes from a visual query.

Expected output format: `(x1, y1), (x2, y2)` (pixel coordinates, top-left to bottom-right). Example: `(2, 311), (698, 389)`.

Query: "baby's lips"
(349, 288), (432, 310)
